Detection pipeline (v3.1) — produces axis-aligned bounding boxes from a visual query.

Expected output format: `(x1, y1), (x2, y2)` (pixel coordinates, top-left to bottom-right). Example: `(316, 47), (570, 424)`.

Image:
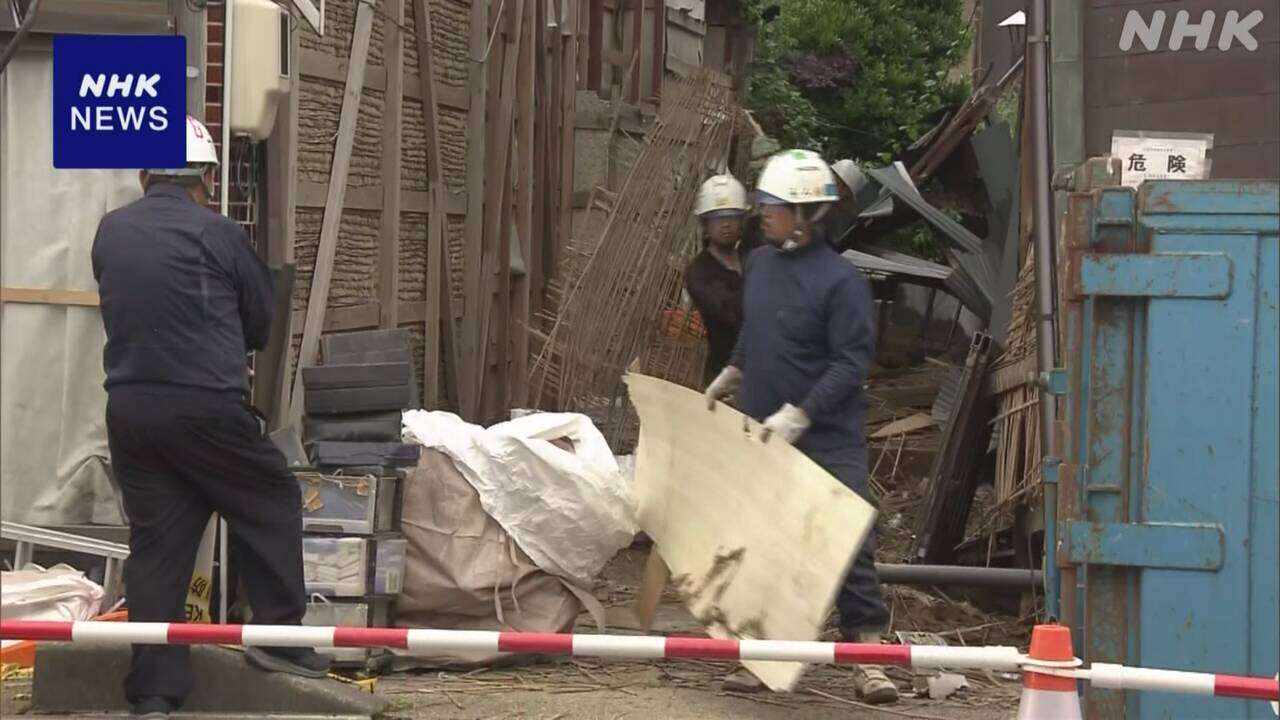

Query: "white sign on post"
(1110, 130), (1214, 188)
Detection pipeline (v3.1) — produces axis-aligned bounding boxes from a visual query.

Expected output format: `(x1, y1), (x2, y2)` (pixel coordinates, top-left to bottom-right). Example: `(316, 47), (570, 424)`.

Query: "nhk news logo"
(52, 35), (187, 169)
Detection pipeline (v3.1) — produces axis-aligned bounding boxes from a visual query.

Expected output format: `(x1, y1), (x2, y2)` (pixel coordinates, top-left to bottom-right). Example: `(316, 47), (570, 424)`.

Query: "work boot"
(853, 664), (900, 704)
(131, 696), (175, 719)
(245, 646), (332, 679)
(842, 628), (900, 705)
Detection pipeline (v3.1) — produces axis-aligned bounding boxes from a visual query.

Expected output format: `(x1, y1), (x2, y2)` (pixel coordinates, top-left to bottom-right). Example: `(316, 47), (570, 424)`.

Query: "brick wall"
(205, 3), (225, 152)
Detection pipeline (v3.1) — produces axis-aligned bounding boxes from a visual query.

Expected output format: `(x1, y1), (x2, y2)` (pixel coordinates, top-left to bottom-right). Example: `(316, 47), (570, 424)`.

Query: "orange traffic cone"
(1017, 625), (1083, 720)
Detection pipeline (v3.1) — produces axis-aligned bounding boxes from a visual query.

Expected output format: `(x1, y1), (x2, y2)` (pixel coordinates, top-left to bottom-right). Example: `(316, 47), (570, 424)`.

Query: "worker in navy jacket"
(91, 116), (328, 719)
(703, 149), (898, 705)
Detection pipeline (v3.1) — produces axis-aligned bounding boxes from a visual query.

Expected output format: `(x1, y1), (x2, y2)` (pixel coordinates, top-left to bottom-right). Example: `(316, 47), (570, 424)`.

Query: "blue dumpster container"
(1058, 179), (1279, 719)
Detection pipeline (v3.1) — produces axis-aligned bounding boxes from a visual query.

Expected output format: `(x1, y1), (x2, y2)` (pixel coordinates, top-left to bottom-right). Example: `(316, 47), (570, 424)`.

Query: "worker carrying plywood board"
(701, 149), (899, 704)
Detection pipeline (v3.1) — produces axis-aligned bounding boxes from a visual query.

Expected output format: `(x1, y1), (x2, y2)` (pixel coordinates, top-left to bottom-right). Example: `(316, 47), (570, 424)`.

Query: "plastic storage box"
(296, 470), (398, 535)
(302, 536), (407, 597)
(302, 597), (394, 664)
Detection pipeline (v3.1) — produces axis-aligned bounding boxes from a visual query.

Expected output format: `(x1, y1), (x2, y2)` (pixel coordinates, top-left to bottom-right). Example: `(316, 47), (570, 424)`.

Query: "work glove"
(760, 403), (810, 445)
(704, 366), (743, 410)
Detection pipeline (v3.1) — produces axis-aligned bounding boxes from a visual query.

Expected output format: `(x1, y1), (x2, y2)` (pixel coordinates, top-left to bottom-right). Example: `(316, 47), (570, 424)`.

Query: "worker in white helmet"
(826, 158), (870, 249)
(92, 115), (328, 718)
(684, 173), (756, 385)
(704, 149), (899, 705)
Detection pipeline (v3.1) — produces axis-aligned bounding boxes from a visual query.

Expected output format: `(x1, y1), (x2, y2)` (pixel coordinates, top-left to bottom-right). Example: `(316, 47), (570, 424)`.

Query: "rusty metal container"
(1057, 178), (1279, 718)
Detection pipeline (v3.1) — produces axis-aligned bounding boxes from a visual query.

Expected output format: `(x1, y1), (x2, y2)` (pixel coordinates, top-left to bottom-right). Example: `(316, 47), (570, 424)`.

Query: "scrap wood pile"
(530, 69), (736, 417)
(969, 251), (1041, 543)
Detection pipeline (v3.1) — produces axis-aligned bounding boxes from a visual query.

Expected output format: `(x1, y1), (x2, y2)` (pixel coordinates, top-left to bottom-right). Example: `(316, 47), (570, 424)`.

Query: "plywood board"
(869, 412), (936, 439)
(624, 373), (877, 691)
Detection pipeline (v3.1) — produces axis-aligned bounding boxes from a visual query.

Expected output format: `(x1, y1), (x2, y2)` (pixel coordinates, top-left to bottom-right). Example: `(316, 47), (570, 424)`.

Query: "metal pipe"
(1026, 0), (1060, 620)
(876, 563), (1043, 590)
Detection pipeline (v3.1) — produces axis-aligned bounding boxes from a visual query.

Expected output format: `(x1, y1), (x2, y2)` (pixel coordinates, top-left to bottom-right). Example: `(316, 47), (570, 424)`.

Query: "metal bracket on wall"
(1063, 521), (1225, 571)
(1076, 253), (1234, 299)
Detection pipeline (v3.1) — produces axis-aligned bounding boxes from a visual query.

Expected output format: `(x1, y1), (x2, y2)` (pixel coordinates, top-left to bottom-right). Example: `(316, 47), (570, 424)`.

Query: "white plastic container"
(302, 537), (407, 597)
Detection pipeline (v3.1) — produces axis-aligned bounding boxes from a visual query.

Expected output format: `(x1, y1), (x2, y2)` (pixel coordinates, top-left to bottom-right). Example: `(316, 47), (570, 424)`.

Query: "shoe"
(131, 696), (175, 719)
(245, 646), (332, 678)
(853, 664), (900, 705)
(720, 668), (765, 693)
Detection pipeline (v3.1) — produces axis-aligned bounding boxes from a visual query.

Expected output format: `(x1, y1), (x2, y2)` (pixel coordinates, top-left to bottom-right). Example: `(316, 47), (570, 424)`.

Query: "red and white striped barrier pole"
(0, 619), (1024, 671)
(2, 620), (1276, 704)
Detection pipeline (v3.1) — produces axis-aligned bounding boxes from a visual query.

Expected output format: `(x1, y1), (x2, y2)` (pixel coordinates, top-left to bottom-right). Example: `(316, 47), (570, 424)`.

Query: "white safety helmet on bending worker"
(831, 158), (869, 198)
(141, 115), (220, 196)
(694, 173), (749, 218)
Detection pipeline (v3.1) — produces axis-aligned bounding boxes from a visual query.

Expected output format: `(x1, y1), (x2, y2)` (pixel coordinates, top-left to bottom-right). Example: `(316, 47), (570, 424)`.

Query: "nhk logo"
(1120, 9), (1265, 52)
(53, 35), (186, 169)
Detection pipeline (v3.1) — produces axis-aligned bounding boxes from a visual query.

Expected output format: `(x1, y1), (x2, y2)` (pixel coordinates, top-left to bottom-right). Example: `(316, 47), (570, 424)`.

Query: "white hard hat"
(145, 115), (219, 178)
(185, 115), (219, 166)
(694, 174), (749, 217)
(831, 159), (868, 196)
(755, 149), (840, 205)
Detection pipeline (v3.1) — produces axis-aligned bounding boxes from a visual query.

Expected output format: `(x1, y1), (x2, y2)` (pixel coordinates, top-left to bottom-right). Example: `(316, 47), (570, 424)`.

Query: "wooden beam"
(297, 47), (471, 112)
(286, 1), (376, 424)
(511, 0), (536, 408)
(379, 0), (406, 330)
(630, 0), (642, 102)
(650, 0), (664, 100)
(0, 288), (99, 306)
(412, 0), (459, 409)
(474, 0), (524, 419)
(587, 0), (603, 92)
(460, 0), (490, 417)
(296, 182), (468, 215)
(560, 8), (578, 263)
(289, 300), (428, 335)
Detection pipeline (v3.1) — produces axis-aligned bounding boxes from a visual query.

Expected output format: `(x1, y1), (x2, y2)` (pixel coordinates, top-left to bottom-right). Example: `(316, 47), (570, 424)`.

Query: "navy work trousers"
(106, 385), (307, 707)
(803, 443), (890, 633)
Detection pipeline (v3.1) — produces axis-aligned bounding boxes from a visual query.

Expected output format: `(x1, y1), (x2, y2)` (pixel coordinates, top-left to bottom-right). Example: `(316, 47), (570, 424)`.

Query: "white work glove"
(760, 403), (811, 445)
(704, 366), (743, 410)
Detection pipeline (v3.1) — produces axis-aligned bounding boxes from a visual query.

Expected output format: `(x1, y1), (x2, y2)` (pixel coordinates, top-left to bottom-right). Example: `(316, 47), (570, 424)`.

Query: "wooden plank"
(624, 374), (876, 691)
(511, 0), (536, 408)
(289, 300), (427, 335)
(460, 0), (491, 417)
(633, 548), (671, 632)
(412, 0), (458, 409)
(559, 8), (578, 269)
(630, 0), (643, 102)
(0, 288), (99, 306)
(297, 47), (471, 111)
(286, 1), (376, 424)
(296, 182), (467, 215)
(475, 0), (525, 419)
(650, 0), (664, 100)
(587, 0), (603, 91)
(869, 412), (937, 440)
(379, 0), (406, 330)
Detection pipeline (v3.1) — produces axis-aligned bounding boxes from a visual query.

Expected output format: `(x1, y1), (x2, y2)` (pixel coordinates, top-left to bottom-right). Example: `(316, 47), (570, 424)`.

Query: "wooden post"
(286, 0), (376, 424)
(461, 0), (491, 417)
(587, 0), (603, 92)
(559, 1), (577, 268)
(630, 0), (642, 102)
(474, 0), (525, 419)
(379, 0), (406, 330)
(650, 0), (663, 100)
(412, 0), (457, 407)
(511, 0), (536, 407)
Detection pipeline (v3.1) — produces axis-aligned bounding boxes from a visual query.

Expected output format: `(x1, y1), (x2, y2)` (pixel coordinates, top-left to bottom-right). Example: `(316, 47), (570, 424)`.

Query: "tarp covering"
(1, 48), (133, 524)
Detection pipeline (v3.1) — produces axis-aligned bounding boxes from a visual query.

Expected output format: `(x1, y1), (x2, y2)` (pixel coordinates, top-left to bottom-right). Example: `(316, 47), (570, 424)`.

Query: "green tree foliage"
(747, 0), (972, 165)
